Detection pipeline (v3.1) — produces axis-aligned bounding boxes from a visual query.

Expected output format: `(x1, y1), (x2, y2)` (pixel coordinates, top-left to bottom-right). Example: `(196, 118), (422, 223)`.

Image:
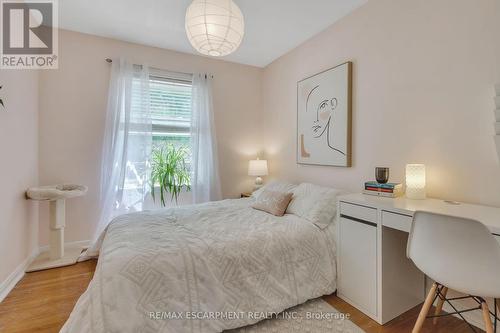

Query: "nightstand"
(241, 192), (252, 198)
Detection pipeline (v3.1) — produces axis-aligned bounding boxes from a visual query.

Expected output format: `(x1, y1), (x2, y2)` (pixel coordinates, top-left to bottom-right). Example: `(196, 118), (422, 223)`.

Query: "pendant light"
(185, 0), (245, 57)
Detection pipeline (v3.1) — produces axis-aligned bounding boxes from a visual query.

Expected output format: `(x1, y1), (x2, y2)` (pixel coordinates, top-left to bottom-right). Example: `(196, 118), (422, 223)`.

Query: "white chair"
(407, 211), (500, 333)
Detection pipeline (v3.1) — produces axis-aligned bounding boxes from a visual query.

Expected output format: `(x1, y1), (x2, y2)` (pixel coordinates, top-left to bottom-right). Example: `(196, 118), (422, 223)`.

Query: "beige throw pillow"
(251, 190), (293, 216)
(251, 181), (297, 199)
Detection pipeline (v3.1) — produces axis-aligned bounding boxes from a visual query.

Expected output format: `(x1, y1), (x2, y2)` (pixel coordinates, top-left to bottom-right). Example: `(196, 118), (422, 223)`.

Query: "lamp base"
(253, 176), (263, 191)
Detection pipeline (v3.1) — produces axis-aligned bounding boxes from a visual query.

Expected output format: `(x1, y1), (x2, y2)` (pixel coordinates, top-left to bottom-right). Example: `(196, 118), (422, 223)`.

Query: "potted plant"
(150, 144), (191, 206)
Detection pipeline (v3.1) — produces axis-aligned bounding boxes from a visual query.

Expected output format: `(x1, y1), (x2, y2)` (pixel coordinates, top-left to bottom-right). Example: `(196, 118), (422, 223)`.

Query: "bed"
(61, 183), (340, 333)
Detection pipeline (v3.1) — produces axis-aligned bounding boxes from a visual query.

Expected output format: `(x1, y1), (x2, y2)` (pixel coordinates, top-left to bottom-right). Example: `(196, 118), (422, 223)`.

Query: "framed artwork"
(297, 61), (352, 167)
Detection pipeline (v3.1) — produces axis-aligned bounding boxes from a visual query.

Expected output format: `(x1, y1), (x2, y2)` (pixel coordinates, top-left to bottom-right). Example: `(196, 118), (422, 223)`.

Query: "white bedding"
(61, 198), (337, 333)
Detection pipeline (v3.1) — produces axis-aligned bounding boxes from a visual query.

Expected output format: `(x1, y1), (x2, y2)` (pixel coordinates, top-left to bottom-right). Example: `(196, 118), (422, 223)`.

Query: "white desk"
(336, 193), (500, 325)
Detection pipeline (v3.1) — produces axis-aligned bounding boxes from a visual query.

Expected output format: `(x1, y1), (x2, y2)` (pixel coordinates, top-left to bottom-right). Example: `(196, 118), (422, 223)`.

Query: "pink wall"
(0, 70), (39, 285)
(37, 0), (500, 247)
(262, 0), (500, 206)
(38, 30), (263, 245)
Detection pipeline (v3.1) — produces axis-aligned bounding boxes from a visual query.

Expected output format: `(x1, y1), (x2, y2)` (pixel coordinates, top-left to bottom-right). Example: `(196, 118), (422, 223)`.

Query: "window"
(124, 72), (192, 193)
(149, 74), (192, 152)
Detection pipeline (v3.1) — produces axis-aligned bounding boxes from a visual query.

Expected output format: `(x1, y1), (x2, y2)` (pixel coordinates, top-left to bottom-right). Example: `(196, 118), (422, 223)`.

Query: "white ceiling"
(59, 0), (367, 68)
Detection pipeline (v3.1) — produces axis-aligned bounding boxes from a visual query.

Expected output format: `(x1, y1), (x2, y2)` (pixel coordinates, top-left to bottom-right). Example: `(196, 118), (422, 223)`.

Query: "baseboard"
(0, 240), (90, 303)
(0, 247), (39, 303)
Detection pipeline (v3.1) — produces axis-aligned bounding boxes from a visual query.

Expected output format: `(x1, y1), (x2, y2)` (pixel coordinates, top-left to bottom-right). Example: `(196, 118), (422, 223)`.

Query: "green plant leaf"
(150, 143), (191, 207)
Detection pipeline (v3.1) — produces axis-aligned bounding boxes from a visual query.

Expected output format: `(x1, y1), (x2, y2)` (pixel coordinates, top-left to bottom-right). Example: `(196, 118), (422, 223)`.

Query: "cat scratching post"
(26, 184), (88, 272)
(49, 199), (65, 259)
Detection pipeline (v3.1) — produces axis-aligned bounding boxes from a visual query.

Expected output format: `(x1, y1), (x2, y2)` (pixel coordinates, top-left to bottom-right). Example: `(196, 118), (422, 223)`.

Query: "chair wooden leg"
(412, 282), (438, 333)
(481, 301), (494, 333)
(433, 286), (448, 325)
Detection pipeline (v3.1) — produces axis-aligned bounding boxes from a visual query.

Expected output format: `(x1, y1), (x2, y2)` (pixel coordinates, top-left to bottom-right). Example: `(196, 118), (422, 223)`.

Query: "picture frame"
(296, 61), (352, 167)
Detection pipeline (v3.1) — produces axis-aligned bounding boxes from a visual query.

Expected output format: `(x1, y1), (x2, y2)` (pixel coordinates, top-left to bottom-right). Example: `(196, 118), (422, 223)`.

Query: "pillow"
(286, 183), (344, 229)
(251, 181), (297, 199)
(251, 190), (293, 216)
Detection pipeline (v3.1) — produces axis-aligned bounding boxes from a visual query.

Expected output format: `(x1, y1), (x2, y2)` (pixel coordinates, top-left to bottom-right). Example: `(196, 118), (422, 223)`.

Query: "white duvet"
(61, 198), (337, 333)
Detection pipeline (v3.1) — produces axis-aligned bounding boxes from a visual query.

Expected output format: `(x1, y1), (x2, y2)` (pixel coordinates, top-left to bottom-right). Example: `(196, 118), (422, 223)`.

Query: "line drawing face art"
(297, 62), (352, 167)
(306, 85), (345, 156)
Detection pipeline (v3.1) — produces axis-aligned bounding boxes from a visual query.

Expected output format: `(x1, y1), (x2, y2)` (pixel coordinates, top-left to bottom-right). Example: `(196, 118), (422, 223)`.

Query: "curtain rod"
(104, 58), (212, 78)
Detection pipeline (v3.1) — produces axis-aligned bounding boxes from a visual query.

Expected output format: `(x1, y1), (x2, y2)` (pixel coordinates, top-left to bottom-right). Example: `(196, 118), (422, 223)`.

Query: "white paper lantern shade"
(185, 0), (244, 57)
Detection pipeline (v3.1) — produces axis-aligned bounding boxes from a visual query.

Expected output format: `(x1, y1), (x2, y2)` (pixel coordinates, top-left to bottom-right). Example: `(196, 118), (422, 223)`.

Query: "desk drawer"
(382, 211), (413, 233)
(340, 202), (377, 223)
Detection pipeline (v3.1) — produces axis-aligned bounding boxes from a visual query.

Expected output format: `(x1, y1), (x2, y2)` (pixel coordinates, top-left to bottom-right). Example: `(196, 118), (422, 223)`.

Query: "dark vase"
(375, 167), (389, 184)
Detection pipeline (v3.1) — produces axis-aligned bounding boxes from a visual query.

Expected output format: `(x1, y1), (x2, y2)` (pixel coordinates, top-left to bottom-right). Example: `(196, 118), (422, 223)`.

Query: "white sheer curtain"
(85, 58), (151, 257)
(191, 74), (222, 203)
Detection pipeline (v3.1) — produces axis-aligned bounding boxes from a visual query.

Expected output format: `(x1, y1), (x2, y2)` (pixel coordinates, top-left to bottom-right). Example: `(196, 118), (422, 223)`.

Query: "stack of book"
(364, 181), (403, 198)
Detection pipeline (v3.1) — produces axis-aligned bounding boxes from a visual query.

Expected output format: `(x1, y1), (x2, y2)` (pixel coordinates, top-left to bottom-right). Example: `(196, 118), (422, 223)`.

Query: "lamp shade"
(405, 164), (426, 199)
(185, 0), (245, 57)
(248, 159), (268, 176)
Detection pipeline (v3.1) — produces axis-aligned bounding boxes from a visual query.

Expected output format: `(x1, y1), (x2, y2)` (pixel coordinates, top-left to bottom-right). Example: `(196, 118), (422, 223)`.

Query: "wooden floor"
(0, 260), (97, 333)
(0, 262), (480, 333)
(323, 295), (480, 333)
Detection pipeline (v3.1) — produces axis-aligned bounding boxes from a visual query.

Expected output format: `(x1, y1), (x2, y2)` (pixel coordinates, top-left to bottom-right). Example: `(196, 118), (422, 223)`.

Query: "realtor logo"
(1, 0), (58, 69)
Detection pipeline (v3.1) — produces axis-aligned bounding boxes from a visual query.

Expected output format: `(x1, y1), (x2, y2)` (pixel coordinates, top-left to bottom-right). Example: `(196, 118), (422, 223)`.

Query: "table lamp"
(405, 164), (426, 199)
(248, 158), (268, 190)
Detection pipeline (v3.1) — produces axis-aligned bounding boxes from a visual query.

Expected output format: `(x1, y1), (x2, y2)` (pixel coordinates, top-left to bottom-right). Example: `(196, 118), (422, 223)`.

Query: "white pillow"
(286, 183), (343, 229)
(252, 181), (297, 199)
